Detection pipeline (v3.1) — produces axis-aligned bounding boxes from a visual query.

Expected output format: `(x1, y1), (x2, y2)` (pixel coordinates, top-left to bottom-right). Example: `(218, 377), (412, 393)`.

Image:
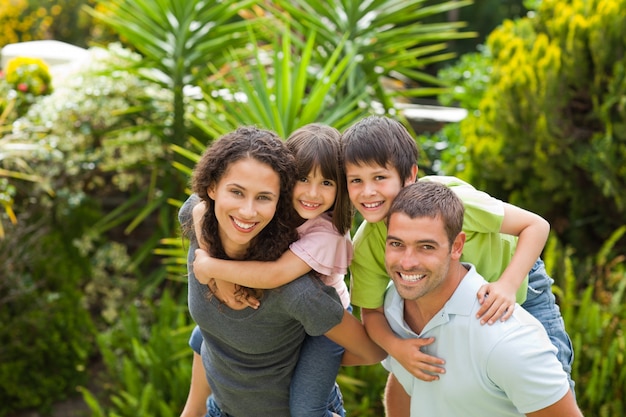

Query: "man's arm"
(384, 373), (410, 417)
(526, 390), (583, 417)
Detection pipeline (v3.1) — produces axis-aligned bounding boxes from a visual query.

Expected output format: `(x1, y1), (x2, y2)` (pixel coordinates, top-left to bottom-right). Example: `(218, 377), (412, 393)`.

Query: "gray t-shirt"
(180, 195), (345, 416)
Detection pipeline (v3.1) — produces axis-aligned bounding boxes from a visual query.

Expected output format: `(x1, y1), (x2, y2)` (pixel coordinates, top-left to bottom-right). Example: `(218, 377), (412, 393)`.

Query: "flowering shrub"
(1, 56), (52, 117)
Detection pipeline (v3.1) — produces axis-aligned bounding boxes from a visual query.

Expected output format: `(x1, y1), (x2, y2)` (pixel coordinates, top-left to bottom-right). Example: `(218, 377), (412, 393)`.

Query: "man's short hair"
(388, 181), (464, 246)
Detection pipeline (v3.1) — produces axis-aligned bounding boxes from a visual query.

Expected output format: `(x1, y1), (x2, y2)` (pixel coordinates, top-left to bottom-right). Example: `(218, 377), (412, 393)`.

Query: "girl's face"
(292, 166), (337, 220)
(208, 158), (281, 258)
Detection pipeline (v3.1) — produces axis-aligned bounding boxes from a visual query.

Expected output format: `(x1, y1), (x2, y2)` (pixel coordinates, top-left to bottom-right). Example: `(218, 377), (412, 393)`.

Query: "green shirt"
(350, 176), (527, 309)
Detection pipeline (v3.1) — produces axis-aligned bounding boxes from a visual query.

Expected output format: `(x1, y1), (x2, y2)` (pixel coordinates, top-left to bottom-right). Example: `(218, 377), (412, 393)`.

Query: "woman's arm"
(179, 352), (211, 417)
(361, 307), (445, 380)
(475, 203), (550, 324)
(325, 310), (387, 366)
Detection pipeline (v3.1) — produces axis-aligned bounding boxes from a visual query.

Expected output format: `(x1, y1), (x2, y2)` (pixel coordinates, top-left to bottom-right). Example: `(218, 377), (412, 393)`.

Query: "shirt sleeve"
(290, 226), (353, 276)
(486, 322), (570, 414)
(349, 221), (390, 309)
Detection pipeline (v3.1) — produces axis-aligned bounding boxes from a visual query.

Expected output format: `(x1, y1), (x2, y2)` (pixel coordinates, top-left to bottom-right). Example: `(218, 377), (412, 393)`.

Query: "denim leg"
(521, 258), (575, 393)
(207, 395), (233, 417)
(189, 325), (203, 354)
(289, 333), (345, 417)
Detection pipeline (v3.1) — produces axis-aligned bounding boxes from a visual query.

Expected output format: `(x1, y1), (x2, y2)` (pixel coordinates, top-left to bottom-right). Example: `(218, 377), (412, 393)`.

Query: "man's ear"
(451, 231), (466, 260)
(404, 164), (418, 186)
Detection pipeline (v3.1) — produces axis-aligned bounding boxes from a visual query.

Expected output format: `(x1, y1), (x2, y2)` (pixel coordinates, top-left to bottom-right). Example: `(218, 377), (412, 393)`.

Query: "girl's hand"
(392, 337), (445, 381)
(193, 248), (213, 285)
(476, 281), (517, 325)
(209, 278), (260, 310)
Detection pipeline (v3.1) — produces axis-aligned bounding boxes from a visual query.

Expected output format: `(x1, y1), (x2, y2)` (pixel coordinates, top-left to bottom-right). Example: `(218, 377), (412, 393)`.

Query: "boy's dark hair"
(287, 124), (352, 235)
(388, 181), (464, 247)
(341, 116), (418, 182)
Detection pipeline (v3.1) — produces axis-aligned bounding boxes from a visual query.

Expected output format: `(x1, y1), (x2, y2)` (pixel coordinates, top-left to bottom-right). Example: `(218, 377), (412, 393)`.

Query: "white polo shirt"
(382, 264), (569, 416)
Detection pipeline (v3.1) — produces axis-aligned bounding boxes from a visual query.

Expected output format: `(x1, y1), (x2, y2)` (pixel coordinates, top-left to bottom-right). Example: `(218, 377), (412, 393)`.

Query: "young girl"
(180, 125), (382, 417)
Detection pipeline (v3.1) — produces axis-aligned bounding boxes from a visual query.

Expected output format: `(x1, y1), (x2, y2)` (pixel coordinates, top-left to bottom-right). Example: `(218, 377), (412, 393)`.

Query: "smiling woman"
(179, 126), (386, 416)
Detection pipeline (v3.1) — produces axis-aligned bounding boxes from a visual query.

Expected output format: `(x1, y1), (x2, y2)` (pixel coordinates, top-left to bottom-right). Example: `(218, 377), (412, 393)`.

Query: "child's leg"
(289, 333), (345, 417)
(521, 258), (575, 393)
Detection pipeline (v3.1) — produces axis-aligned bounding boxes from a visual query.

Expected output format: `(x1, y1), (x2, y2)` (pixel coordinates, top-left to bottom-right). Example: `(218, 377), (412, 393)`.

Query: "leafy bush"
(455, 0), (626, 259)
(0, 0), (106, 48)
(0, 218), (95, 415)
(545, 227), (626, 416)
(79, 291), (196, 417)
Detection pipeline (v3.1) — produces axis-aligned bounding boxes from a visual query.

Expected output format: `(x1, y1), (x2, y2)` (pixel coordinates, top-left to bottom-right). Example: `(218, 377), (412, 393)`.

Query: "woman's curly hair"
(191, 125), (299, 270)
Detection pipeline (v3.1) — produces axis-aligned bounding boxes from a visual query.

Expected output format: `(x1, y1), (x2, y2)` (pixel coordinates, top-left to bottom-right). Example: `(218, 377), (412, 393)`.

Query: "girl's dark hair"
(342, 115), (418, 183)
(286, 124), (353, 235)
(191, 126), (299, 265)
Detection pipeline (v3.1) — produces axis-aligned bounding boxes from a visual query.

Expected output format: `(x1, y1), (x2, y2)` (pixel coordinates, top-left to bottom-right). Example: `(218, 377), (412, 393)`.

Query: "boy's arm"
(361, 307), (445, 380)
(476, 203), (550, 324)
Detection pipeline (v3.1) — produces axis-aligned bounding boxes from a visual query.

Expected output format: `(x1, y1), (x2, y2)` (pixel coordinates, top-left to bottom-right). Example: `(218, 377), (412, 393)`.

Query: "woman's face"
(208, 157), (281, 258)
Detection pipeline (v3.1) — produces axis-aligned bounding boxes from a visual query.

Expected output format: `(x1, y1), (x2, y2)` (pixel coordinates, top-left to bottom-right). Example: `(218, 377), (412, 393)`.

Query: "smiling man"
(381, 181), (583, 417)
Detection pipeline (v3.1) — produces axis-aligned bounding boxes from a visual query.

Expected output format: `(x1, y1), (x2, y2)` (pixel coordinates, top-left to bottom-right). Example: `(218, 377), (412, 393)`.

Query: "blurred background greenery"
(1, 1), (624, 416)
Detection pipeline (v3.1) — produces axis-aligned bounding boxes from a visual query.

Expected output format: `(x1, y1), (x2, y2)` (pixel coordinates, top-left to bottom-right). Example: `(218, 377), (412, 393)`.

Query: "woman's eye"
(322, 180), (335, 187)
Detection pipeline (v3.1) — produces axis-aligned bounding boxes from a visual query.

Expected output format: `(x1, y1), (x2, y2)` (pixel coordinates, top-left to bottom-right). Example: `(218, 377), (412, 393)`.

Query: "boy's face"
(345, 161), (412, 223)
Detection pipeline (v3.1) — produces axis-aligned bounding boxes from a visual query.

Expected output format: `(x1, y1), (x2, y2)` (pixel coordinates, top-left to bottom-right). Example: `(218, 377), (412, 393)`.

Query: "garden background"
(1, 0), (625, 416)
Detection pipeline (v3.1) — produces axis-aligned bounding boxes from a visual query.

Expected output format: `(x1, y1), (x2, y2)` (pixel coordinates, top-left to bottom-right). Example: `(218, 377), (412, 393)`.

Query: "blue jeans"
(206, 385), (343, 417)
(521, 258), (575, 393)
(290, 333), (346, 417)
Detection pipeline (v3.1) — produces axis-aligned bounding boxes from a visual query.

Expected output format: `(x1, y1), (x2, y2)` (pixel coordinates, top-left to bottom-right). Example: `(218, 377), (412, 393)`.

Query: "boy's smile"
(345, 162), (406, 224)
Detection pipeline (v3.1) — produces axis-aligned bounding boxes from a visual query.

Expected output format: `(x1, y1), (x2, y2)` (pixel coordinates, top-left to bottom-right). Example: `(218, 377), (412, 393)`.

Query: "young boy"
(341, 115), (574, 390)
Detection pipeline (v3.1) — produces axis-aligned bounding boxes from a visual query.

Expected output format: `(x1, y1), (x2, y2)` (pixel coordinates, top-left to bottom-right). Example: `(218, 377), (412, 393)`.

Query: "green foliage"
(8, 43), (173, 273)
(545, 228), (626, 416)
(456, 0), (626, 258)
(338, 363), (388, 416)
(78, 291), (197, 417)
(271, 0), (476, 111)
(0, 221), (95, 415)
(0, 0), (101, 48)
(189, 24), (369, 140)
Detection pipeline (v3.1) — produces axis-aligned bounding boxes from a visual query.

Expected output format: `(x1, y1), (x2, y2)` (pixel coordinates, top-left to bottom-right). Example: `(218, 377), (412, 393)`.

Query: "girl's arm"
(192, 200), (314, 289)
(475, 203), (550, 324)
(325, 309), (387, 366)
(360, 307), (445, 380)
(193, 248), (313, 289)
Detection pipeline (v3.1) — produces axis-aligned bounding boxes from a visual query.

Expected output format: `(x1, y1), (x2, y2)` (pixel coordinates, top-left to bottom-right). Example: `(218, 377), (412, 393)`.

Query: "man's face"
(345, 162), (406, 224)
(385, 212), (460, 301)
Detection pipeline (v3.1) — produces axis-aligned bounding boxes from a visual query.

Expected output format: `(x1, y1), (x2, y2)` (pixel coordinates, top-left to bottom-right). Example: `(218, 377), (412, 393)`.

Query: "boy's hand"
(392, 337), (445, 381)
(476, 281), (517, 324)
